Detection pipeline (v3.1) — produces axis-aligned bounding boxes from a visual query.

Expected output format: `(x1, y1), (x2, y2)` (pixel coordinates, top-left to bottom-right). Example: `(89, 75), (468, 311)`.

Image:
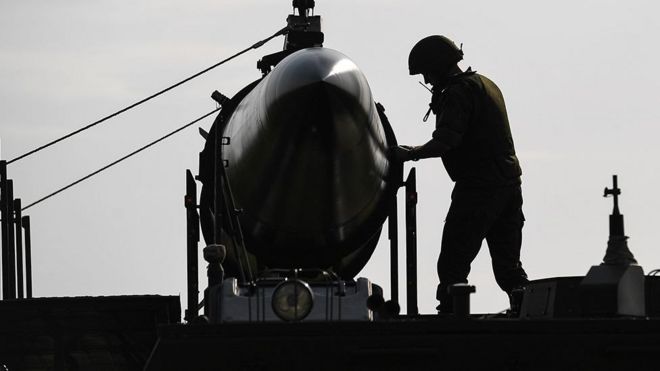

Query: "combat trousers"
(436, 184), (528, 313)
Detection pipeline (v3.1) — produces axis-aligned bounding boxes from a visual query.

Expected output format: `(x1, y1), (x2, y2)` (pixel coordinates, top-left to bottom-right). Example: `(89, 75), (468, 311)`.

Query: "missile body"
(199, 47), (397, 278)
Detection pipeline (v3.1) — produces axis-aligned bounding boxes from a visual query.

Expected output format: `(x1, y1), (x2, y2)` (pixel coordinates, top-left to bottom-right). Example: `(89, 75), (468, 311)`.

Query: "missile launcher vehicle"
(2, 2), (660, 370)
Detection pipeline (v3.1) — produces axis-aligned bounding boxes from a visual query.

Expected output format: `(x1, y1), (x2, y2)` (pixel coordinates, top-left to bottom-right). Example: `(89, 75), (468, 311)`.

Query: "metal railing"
(0, 160), (33, 300)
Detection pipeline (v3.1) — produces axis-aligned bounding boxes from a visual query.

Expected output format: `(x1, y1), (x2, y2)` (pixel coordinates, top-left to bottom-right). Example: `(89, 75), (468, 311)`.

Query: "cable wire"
(8, 27), (288, 166)
(21, 108), (220, 211)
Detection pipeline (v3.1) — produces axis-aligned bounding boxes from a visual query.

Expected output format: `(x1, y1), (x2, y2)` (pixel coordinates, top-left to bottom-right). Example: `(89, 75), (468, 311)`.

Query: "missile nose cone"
(262, 48), (380, 153)
(216, 47), (392, 269)
(265, 48), (367, 104)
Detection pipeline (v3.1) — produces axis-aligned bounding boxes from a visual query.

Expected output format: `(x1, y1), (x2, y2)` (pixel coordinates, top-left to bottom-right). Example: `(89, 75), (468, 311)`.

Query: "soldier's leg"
(485, 186), (528, 294)
(437, 189), (495, 312)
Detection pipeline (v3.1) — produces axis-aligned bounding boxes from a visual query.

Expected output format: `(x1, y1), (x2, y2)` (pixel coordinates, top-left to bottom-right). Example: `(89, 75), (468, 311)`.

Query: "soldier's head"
(408, 35), (463, 87)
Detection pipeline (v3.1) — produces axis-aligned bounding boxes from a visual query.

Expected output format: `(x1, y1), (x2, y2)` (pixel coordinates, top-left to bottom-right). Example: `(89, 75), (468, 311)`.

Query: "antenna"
(603, 174), (623, 235)
(602, 174), (637, 265)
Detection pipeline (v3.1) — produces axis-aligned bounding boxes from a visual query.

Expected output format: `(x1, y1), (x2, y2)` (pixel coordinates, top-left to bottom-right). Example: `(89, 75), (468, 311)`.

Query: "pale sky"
(1, 0), (660, 314)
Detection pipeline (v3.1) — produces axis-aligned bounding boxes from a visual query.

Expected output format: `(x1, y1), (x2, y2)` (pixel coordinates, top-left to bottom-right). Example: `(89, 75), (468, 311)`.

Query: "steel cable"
(22, 108), (220, 211)
(8, 27), (288, 166)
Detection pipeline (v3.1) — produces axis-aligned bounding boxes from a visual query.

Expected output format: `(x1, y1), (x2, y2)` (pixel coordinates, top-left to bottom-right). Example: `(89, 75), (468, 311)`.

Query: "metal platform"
(146, 316), (660, 371)
(0, 295), (180, 371)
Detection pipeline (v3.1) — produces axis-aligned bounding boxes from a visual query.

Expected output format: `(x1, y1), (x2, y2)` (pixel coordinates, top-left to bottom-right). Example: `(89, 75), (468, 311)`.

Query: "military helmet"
(408, 35), (463, 75)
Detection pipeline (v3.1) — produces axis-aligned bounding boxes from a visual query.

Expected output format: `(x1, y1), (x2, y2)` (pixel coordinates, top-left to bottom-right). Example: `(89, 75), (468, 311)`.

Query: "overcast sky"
(1, 0), (660, 314)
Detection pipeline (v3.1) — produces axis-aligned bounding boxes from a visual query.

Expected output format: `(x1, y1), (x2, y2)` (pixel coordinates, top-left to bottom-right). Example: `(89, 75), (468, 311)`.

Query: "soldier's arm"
(406, 137), (450, 160)
(407, 83), (474, 161)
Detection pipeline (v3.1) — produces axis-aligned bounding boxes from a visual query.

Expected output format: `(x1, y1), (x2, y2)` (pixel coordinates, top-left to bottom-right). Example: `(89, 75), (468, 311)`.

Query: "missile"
(199, 47), (398, 279)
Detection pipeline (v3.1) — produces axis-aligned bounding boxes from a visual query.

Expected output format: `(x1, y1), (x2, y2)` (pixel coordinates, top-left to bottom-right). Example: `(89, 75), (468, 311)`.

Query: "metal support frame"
(185, 170), (200, 322)
(405, 168), (418, 316)
(22, 216), (32, 298)
(1, 161), (33, 301)
(6, 180), (16, 299)
(388, 193), (399, 306)
(1, 160), (9, 300)
(217, 137), (252, 286)
(14, 199), (23, 298)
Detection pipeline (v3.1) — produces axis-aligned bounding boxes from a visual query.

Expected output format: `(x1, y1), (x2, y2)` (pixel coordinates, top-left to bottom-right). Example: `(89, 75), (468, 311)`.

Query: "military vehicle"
(1, 1), (659, 370)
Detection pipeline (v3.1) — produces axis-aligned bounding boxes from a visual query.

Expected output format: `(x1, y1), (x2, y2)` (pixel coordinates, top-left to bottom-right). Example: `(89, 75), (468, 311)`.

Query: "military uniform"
(430, 68), (528, 312)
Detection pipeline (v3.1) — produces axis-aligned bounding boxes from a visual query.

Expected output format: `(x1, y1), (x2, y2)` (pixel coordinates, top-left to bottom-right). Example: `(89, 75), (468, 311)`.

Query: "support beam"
(14, 199), (23, 299)
(185, 170), (200, 322)
(6, 180), (16, 299)
(388, 194), (399, 306)
(0, 160), (8, 300)
(405, 168), (418, 316)
(22, 216), (32, 298)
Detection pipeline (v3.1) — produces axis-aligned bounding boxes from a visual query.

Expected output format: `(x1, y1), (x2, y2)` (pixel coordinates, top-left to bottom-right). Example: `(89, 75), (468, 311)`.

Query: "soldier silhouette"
(392, 35), (529, 313)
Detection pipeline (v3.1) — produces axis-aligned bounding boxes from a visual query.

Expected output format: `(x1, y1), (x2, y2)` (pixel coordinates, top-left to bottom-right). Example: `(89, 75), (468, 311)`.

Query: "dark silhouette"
(602, 175), (637, 265)
(393, 35), (528, 312)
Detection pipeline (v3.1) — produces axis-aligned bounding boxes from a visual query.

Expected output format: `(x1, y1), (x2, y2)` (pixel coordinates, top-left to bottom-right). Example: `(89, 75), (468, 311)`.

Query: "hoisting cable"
(21, 108), (220, 211)
(7, 26), (288, 166)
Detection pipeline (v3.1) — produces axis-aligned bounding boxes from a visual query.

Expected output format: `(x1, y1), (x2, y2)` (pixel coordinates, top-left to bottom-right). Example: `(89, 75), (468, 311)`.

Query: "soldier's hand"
(390, 145), (414, 163)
